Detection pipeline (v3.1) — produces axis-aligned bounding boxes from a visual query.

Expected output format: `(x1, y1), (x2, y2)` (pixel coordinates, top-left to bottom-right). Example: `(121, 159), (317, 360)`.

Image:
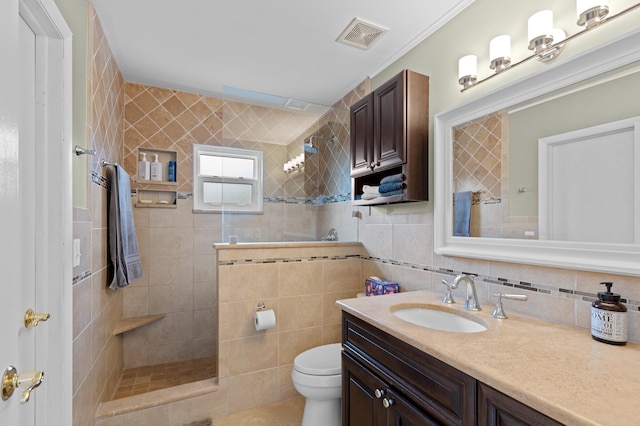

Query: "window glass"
(193, 144), (263, 213)
(203, 182), (253, 205)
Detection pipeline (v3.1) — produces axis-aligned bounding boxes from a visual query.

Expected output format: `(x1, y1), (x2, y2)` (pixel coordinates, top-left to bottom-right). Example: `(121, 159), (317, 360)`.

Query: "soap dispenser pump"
(150, 153), (163, 182)
(591, 282), (627, 345)
(138, 152), (150, 180)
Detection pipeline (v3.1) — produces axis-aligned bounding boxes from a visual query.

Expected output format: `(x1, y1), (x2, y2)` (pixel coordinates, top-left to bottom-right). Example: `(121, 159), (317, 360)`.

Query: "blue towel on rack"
(109, 165), (143, 289)
(453, 191), (472, 237)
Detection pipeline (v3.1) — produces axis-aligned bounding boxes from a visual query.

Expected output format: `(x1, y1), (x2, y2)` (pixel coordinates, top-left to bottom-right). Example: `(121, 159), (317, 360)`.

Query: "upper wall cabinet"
(350, 70), (429, 206)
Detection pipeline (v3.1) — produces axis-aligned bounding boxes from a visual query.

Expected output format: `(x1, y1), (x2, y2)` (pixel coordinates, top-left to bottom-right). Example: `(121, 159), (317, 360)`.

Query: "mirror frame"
(435, 29), (640, 277)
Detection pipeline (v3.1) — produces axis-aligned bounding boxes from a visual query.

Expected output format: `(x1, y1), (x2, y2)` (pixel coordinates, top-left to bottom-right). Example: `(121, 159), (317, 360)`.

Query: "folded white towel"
(362, 185), (380, 195)
(362, 192), (380, 200)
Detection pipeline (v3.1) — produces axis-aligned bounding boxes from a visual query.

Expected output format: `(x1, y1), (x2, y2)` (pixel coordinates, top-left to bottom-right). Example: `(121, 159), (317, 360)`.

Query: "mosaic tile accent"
(109, 357), (216, 401)
(218, 253), (360, 266)
(361, 255), (640, 310)
(72, 269), (92, 286)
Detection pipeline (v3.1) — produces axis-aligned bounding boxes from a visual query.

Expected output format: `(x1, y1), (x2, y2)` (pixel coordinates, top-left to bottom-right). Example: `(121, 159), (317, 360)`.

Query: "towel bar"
(101, 159), (118, 167)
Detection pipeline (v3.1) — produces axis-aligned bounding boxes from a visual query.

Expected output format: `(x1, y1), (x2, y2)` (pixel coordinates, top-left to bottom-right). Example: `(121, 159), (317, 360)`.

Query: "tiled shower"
(73, 3), (363, 424)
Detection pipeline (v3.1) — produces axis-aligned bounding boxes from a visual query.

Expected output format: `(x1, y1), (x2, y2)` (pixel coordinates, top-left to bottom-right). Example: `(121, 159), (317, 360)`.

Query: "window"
(193, 144), (263, 213)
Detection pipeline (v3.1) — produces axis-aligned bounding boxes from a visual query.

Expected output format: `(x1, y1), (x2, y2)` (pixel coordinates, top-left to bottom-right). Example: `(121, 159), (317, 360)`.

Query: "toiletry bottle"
(150, 153), (163, 182)
(168, 160), (176, 182)
(138, 152), (150, 180)
(591, 282), (627, 345)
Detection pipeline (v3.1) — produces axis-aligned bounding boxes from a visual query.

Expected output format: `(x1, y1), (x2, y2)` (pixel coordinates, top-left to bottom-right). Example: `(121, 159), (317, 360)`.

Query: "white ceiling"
(92, 0), (473, 112)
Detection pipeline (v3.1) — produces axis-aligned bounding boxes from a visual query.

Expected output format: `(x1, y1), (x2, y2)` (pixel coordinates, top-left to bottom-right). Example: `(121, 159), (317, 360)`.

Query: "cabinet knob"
(382, 397), (395, 408)
(369, 161), (380, 170)
(374, 388), (386, 398)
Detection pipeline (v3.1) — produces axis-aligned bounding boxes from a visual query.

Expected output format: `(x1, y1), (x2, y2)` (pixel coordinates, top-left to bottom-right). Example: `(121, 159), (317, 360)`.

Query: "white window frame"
(193, 144), (263, 213)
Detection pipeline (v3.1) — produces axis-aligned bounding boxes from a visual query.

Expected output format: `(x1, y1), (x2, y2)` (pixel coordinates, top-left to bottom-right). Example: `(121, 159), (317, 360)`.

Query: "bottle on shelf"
(150, 153), (163, 182)
(138, 152), (150, 180)
(168, 160), (176, 182)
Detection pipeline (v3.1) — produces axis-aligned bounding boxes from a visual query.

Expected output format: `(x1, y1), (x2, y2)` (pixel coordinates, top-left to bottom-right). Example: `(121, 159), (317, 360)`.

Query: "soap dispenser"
(150, 153), (163, 182)
(138, 152), (150, 180)
(591, 282), (627, 345)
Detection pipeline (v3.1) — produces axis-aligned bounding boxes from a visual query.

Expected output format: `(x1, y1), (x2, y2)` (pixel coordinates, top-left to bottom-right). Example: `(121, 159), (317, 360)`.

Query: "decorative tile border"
(73, 269), (92, 286)
(91, 171), (110, 190)
(263, 193), (351, 205)
(361, 255), (640, 311)
(218, 253), (360, 266)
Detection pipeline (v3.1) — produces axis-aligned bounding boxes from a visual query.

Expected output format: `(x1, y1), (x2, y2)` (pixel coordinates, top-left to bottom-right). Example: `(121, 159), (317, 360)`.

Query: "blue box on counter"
(365, 276), (399, 296)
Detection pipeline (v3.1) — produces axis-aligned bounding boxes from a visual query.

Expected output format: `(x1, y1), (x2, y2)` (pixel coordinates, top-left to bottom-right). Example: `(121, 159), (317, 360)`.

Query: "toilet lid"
(293, 343), (342, 376)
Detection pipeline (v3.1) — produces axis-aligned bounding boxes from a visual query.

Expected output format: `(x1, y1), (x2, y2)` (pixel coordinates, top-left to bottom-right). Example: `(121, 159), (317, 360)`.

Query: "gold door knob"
(2, 366), (44, 404)
(24, 309), (50, 328)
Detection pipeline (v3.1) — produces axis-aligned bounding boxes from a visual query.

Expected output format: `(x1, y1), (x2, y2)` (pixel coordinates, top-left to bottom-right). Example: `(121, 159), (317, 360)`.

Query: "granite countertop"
(337, 290), (640, 426)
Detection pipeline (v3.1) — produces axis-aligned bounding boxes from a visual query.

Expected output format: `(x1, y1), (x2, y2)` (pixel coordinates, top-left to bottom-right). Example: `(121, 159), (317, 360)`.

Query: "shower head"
(303, 135), (337, 154)
(303, 141), (318, 154)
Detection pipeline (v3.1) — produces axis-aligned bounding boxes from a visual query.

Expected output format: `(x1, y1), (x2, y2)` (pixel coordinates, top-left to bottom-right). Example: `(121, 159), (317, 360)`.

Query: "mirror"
(451, 65), (640, 242)
(435, 29), (640, 276)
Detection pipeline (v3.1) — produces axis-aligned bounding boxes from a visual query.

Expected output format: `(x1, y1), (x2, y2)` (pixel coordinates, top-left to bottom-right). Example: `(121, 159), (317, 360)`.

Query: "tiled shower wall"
(118, 80), (368, 369)
(453, 111), (537, 238)
(72, 4), (125, 425)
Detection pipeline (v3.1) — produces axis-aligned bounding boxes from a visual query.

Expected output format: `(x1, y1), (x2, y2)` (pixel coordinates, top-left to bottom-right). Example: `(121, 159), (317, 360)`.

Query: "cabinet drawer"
(343, 313), (476, 425)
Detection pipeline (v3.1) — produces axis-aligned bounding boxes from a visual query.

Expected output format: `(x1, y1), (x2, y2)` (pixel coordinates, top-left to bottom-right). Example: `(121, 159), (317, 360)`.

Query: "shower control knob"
(382, 397), (395, 408)
(374, 388), (386, 398)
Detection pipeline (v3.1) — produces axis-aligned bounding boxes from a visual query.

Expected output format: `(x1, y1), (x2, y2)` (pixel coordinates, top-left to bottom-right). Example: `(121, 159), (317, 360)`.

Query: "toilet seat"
(293, 343), (342, 376)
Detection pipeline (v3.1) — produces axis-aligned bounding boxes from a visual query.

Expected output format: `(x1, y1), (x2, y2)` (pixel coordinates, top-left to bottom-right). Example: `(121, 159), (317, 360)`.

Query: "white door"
(538, 117), (640, 243)
(0, 0), (73, 425)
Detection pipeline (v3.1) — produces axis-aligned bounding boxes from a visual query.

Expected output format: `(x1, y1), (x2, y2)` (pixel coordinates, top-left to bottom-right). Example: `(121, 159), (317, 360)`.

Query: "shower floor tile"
(110, 356), (217, 400)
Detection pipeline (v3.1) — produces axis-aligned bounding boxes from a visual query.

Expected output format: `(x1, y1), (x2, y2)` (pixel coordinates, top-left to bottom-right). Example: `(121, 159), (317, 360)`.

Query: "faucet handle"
(492, 293), (528, 319)
(441, 279), (455, 304)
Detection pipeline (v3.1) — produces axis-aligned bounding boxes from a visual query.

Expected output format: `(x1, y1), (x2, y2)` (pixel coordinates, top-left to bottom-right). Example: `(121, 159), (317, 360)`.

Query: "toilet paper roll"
(254, 309), (276, 331)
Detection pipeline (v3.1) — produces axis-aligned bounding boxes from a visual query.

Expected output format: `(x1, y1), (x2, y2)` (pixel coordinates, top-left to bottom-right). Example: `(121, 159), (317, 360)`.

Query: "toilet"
(291, 343), (343, 426)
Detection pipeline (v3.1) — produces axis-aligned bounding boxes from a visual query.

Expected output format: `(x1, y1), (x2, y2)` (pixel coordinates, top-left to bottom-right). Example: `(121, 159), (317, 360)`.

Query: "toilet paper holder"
(257, 301), (266, 311)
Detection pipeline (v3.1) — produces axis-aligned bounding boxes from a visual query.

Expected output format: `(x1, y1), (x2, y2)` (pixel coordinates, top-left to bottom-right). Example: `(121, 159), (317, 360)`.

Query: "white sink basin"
(391, 305), (488, 333)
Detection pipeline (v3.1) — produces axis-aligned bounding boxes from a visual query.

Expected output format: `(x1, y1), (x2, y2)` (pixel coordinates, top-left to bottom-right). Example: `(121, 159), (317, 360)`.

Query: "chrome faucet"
(452, 274), (481, 311)
(322, 228), (338, 241)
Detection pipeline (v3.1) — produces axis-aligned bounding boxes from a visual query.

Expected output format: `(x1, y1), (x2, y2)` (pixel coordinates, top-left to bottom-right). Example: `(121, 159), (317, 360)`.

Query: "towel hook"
(75, 145), (96, 156)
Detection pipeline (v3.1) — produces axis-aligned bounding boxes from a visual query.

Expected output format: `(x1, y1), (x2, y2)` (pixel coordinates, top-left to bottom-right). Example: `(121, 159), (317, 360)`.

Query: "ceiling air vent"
(336, 18), (388, 50)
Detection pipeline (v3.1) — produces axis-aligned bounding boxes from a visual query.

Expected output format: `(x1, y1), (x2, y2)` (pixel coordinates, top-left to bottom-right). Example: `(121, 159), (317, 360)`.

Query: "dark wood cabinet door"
(478, 383), (563, 426)
(386, 388), (440, 426)
(350, 93), (374, 176)
(343, 352), (387, 426)
(374, 71), (405, 170)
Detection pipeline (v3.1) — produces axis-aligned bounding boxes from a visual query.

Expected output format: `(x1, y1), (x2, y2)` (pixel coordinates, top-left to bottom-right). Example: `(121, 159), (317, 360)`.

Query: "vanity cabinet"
(478, 383), (563, 426)
(342, 313), (564, 426)
(350, 70), (429, 205)
(343, 313), (476, 425)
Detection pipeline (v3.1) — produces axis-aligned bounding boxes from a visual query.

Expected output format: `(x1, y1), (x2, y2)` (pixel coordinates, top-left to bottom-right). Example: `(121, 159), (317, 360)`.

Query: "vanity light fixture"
(489, 35), (511, 73)
(458, 55), (478, 89)
(577, 0), (609, 28)
(284, 153), (305, 174)
(458, 1), (640, 91)
(527, 10), (555, 55)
